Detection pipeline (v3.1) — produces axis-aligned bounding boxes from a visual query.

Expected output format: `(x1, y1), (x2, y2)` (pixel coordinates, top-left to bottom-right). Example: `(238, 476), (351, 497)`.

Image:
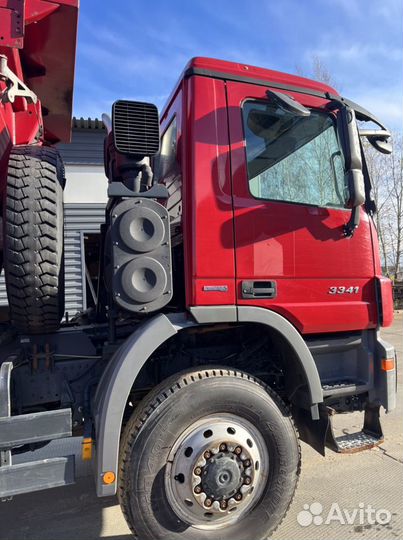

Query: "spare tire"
(3, 146), (65, 334)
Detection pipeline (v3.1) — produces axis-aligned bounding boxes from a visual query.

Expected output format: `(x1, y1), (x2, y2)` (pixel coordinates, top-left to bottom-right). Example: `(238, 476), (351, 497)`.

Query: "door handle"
(241, 280), (277, 299)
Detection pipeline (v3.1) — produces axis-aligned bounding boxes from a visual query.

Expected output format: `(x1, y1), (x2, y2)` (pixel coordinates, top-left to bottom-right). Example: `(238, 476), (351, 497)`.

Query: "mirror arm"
(359, 129), (391, 139)
(344, 206), (360, 238)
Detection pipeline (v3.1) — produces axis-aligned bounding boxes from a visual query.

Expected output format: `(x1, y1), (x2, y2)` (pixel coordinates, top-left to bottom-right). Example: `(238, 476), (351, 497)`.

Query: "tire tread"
(3, 145), (65, 334)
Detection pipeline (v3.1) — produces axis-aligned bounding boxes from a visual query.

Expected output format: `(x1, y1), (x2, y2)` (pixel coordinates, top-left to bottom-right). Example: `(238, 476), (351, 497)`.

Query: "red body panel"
(183, 75), (236, 307)
(161, 57), (394, 334)
(377, 277), (394, 328)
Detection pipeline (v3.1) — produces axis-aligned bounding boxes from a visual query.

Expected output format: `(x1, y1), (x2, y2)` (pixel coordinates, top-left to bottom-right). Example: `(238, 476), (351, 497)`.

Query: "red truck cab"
(158, 57), (394, 334)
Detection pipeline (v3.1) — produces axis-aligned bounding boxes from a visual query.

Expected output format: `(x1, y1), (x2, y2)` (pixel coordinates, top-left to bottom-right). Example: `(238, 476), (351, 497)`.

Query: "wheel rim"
(165, 414), (269, 530)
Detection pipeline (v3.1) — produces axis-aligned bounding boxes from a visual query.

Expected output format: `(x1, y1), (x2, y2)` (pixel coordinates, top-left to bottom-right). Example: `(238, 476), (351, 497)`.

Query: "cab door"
(226, 81), (377, 334)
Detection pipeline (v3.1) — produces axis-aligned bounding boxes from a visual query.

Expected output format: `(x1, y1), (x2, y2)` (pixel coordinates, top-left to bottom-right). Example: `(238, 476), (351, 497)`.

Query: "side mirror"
(339, 107), (365, 208)
(359, 129), (393, 155)
(369, 138), (393, 155)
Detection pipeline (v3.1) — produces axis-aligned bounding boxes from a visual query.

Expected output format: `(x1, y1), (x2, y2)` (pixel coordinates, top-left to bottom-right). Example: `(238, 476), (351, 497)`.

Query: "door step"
(322, 378), (370, 397)
(331, 431), (382, 453)
(326, 404), (384, 454)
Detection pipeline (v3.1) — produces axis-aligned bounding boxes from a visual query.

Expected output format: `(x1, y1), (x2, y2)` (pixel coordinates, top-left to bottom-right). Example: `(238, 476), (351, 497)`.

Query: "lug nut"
(205, 498), (213, 507)
(219, 443), (227, 452)
(194, 467), (202, 476)
(244, 476), (252, 485)
(234, 446), (242, 455)
(235, 493), (243, 501)
(243, 459), (251, 468)
(204, 450), (212, 460)
(220, 500), (228, 510)
(194, 485), (202, 494)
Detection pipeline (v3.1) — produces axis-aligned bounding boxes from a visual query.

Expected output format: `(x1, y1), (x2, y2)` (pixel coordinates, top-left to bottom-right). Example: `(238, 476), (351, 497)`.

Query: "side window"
(154, 117), (178, 181)
(242, 100), (348, 208)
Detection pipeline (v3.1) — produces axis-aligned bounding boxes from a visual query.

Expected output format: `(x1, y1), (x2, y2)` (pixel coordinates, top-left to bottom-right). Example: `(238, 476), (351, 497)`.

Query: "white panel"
(64, 165), (108, 204)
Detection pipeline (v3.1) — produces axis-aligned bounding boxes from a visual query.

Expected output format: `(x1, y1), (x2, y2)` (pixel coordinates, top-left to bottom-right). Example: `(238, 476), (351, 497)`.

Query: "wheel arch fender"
(93, 307), (323, 496)
(93, 313), (193, 496)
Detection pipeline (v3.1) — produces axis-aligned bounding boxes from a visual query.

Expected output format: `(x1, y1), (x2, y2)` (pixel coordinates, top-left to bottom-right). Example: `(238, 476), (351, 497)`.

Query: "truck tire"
(118, 368), (300, 540)
(3, 146), (65, 334)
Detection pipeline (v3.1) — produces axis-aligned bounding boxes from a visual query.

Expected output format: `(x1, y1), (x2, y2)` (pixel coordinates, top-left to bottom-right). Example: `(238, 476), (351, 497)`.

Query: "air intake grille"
(112, 100), (160, 156)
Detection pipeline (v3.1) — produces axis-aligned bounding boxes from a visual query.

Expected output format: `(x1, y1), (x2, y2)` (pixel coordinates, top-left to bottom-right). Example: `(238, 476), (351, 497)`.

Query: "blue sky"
(74, 0), (402, 130)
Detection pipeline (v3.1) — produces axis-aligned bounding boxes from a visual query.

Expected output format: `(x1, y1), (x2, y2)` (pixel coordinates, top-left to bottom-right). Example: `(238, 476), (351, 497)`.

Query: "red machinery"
(0, 0), (78, 166)
(0, 0), (78, 332)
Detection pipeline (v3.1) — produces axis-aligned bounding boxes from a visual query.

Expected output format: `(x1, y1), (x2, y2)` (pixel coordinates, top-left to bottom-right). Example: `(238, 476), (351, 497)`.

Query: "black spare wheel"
(3, 146), (65, 334)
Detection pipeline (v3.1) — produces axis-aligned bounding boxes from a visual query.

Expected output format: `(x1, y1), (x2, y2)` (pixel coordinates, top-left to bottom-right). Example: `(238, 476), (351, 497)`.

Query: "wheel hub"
(165, 415), (269, 530)
(201, 452), (243, 500)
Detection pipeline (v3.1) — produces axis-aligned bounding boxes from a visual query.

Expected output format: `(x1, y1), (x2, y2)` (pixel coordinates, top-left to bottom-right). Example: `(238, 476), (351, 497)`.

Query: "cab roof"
(184, 57), (340, 98)
(161, 56), (340, 119)
(162, 57), (385, 133)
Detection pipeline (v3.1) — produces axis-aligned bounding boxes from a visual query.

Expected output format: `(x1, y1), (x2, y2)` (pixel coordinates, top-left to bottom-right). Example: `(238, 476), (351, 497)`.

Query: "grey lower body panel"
(307, 329), (397, 411)
(374, 334), (397, 411)
(0, 456), (75, 498)
(0, 409), (72, 448)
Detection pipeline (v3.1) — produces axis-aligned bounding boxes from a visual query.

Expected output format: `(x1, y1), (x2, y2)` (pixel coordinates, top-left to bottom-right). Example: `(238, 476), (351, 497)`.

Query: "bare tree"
(386, 134), (403, 278)
(295, 54), (340, 90)
(363, 134), (403, 279)
(363, 140), (392, 274)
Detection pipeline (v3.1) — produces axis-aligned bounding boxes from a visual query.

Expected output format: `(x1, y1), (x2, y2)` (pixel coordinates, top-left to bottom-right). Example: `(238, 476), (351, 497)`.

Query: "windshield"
(242, 100), (348, 208)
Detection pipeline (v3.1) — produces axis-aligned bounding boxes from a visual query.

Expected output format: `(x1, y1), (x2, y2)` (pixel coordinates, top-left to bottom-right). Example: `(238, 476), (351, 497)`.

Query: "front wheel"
(118, 368), (300, 540)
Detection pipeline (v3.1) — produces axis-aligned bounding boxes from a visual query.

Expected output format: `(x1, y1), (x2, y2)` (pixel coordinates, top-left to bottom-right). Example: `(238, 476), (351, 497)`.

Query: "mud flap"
(292, 405), (329, 456)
